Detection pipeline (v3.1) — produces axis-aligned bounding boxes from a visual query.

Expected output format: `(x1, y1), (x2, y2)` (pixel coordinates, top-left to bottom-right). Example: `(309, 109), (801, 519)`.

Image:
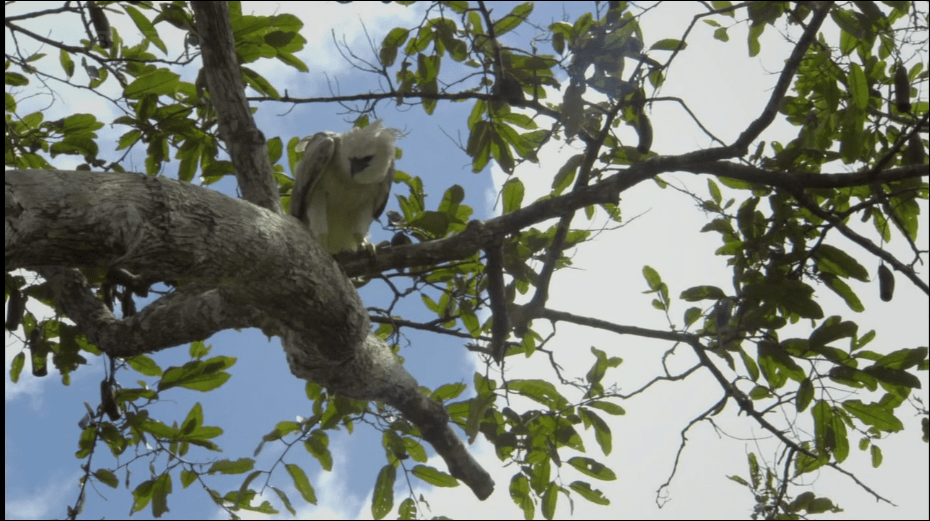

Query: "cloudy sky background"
(6, 2), (928, 519)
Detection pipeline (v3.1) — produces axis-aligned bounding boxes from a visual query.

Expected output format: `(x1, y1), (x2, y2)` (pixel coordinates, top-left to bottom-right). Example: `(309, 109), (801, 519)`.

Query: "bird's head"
(336, 120), (402, 183)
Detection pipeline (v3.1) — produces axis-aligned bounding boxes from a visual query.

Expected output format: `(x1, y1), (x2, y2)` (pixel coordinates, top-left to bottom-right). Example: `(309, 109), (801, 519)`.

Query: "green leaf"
(874, 346), (928, 370)
(10, 352), (25, 383)
(411, 465), (459, 487)
(566, 457), (616, 481)
(467, 121), (492, 172)
(743, 280), (824, 319)
(502, 178), (524, 213)
(124, 4), (167, 54)
(642, 265), (662, 291)
(124, 69), (181, 99)
(158, 357), (235, 392)
(807, 497), (837, 514)
(684, 306), (703, 326)
(209, 458), (255, 475)
(848, 62), (869, 110)
(509, 474), (534, 519)
(241, 66), (280, 98)
(739, 348), (760, 382)
(552, 154), (582, 195)
(568, 481), (610, 505)
(842, 399), (904, 432)
(679, 285), (726, 301)
(431, 382), (467, 401)
(758, 342), (805, 388)
(490, 129), (515, 173)
(493, 2), (533, 36)
(862, 365), (922, 388)
(94, 468), (119, 488)
(50, 135), (99, 158)
(587, 401), (626, 416)
(394, 498), (416, 520)
(797, 378), (814, 412)
(232, 470), (261, 508)
(748, 385), (771, 400)
(180, 469), (197, 488)
(508, 379), (570, 409)
(286, 463), (317, 505)
(438, 184), (465, 216)
(272, 486), (296, 515)
(304, 430), (332, 470)
(788, 491), (816, 512)
(580, 408), (612, 456)
(409, 211), (452, 239)
(150, 473), (171, 518)
(821, 274), (865, 312)
(371, 465), (395, 520)
(5, 71), (29, 86)
(812, 400), (834, 456)
(707, 179), (722, 205)
(59, 49), (75, 78)
(541, 482), (559, 520)
(813, 244), (870, 281)
(562, 84), (585, 137)
(809, 318), (858, 349)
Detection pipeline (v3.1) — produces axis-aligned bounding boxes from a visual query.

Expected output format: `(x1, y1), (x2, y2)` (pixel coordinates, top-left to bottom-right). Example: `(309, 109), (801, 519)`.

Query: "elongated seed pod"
(636, 112), (653, 154)
(878, 264), (895, 302)
(893, 62), (910, 113)
(906, 133), (925, 165)
(6, 288), (25, 331)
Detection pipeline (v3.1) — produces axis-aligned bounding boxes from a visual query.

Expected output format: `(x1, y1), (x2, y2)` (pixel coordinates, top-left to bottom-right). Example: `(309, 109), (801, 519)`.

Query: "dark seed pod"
(390, 231), (412, 247)
(100, 380), (121, 421)
(893, 62), (910, 113)
(715, 299), (733, 332)
(906, 133), (925, 165)
(636, 112), (653, 154)
(493, 75), (526, 107)
(878, 264), (895, 302)
(6, 288), (25, 331)
(87, 2), (112, 48)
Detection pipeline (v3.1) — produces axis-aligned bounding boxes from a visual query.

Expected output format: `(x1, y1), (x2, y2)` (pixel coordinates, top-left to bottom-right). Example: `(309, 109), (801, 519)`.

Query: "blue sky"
(6, 2), (929, 519)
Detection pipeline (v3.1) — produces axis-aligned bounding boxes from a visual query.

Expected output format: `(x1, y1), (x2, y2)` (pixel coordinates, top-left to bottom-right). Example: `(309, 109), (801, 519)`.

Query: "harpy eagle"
(290, 121), (402, 254)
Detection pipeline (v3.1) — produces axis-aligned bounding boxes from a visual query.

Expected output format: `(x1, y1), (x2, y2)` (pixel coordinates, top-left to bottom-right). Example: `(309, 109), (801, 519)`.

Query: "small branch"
(688, 336), (895, 505)
(541, 308), (699, 344)
(732, 2), (832, 151)
(483, 243), (509, 363)
(789, 188), (929, 296)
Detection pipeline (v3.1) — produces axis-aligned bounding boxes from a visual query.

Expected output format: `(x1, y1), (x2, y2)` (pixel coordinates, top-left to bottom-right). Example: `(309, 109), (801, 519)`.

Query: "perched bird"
(290, 121), (402, 253)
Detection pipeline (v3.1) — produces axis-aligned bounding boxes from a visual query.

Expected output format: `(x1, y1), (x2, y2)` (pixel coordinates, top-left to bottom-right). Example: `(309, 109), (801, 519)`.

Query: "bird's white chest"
(318, 168), (382, 211)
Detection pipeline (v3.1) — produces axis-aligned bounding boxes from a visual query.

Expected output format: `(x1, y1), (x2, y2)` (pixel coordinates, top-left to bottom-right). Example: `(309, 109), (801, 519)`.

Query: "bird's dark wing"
(291, 132), (337, 224)
(372, 159), (395, 220)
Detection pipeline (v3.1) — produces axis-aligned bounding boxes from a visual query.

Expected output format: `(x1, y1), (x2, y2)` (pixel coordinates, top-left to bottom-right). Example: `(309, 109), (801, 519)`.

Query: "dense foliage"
(5, 1), (928, 519)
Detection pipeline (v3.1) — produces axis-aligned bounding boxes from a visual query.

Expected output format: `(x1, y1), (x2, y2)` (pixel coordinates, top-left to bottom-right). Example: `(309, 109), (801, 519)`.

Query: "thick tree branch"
(342, 157), (926, 277)
(5, 167), (495, 499)
(191, 1), (281, 213)
(483, 243), (509, 363)
(36, 267), (262, 358)
(6, 169), (363, 356)
(687, 162), (926, 190)
(187, 3), (495, 495)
